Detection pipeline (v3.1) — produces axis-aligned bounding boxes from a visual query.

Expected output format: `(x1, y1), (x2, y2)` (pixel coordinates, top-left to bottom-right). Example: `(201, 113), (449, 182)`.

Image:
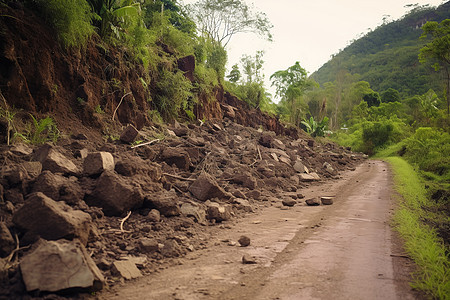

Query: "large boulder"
(85, 170), (144, 216)
(33, 144), (79, 175)
(83, 152), (115, 176)
(20, 239), (104, 292)
(189, 173), (230, 201)
(13, 192), (92, 245)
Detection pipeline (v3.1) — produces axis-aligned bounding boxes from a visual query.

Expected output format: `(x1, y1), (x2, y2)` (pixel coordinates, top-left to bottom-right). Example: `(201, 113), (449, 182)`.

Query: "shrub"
(404, 127), (450, 177)
(153, 69), (193, 121)
(33, 0), (94, 48)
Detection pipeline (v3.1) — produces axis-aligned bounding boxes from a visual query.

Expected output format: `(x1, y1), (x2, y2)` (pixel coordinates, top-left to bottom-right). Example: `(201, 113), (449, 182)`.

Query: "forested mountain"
(311, 2), (450, 97)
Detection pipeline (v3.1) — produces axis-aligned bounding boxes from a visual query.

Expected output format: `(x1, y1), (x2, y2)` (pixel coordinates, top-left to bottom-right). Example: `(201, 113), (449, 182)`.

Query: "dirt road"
(98, 160), (418, 300)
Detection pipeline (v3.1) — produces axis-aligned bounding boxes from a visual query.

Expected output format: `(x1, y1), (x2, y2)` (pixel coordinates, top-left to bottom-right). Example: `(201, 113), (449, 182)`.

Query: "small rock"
(279, 156), (291, 165)
(10, 143), (33, 155)
(161, 147), (191, 171)
(112, 260), (142, 280)
(293, 160), (308, 173)
(145, 191), (180, 217)
(172, 127), (188, 137)
(238, 236), (251, 247)
(242, 254), (257, 264)
(139, 238), (159, 253)
(161, 239), (183, 258)
(299, 173), (320, 182)
(189, 173), (230, 201)
(147, 209), (161, 222)
(233, 198), (253, 212)
(120, 124), (139, 144)
(259, 134), (274, 148)
(245, 190), (261, 200)
(33, 144), (79, 175)
(305, 198), (321, 206)
(282, 199), (296, 207)
(206, 202), (232, 222)
(231, 173), (257, 190)
(320, 197), (334, 205)
(180, 202), (206, 224)
(83, 152), (115, 176)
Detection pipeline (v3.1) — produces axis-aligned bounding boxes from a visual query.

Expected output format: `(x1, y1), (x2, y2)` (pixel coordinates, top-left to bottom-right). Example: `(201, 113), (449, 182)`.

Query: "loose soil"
(98, 160), (420, 300)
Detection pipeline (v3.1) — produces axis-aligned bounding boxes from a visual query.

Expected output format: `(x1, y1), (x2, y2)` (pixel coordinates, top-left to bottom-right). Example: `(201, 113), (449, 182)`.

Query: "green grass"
(385, 157), (450, 299)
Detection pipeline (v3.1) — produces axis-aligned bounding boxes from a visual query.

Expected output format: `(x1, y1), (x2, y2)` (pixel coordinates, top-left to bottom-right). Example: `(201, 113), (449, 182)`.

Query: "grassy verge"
(384, 157), (450, 299)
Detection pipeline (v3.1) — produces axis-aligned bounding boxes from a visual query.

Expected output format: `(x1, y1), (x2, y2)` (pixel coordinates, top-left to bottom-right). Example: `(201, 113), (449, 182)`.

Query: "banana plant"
(87, 0), (142, 39)
(301, 116), (329, 137)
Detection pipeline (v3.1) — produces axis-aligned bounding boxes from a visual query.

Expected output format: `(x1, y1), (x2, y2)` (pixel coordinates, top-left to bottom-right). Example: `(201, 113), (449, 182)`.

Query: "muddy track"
(98, 160), (419, 300)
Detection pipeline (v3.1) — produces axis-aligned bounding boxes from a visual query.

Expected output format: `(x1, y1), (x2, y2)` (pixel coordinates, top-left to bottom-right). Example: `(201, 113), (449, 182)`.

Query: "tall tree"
(419, 19), (450, 115)
(270, 62), (316, 125)
(186, 0), (272, 47)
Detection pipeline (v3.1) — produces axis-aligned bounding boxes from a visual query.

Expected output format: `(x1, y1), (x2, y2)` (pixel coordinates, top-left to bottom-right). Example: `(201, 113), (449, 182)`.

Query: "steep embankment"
(0, 3), (295, 142)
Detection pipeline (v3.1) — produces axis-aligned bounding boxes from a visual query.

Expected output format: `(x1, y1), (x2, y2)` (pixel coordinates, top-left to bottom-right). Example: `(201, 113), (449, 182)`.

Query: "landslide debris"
(0, 119), (365, 298)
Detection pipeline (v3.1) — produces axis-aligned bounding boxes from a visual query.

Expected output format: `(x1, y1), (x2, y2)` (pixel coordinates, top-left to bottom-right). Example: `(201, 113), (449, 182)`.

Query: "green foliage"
(301, 116), (329, 137)
(142, 0), (196, 34)
(227, 64), (240, 83)
(362, 91), (381, 107)
(403, 127), (450, 177)
(0, 106), (17, 145)
(33, 0), (94, 48)
(205, 41), (227, 81)
(419, 19), (450, 115)
(154, 69), (193, 121)
(87, 0), (142, 40)
(381, 88), (401, 103)
(385, 157), (450, 299)
(23, 115), (60, 144)
(271, 62), (317, 125)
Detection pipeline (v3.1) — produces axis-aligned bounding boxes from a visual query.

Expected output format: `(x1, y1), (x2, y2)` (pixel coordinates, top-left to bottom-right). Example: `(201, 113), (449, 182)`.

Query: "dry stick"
(163, 173), (196, 182)
(130, 139), (160, 149)
(112, 92), (132, 121)
(256, 145), (262, 160)
(120, 211), (132, 233)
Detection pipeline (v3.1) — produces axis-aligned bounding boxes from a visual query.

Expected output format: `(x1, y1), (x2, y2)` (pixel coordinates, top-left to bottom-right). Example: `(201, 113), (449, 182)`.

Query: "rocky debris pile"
(0, 119), (364, 298)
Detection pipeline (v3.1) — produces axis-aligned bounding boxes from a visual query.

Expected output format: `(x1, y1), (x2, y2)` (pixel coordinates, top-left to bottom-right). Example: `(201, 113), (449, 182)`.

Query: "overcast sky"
(182, 0), (446, 97)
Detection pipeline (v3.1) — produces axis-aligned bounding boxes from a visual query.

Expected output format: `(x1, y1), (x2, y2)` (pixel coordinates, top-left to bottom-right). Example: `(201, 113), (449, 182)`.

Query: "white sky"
(182, 0), (446, 98)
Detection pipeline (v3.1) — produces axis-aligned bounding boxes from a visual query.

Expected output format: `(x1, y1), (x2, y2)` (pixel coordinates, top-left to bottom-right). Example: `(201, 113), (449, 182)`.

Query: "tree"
(381, 88), (401, 103)
(271, 62), (316, 125)
(186, 0), (272, 47)
(226, 64), (240, 83)
(419, 19), (450, 115)
(363, 92), (381, 107)
(240, 50), (265, 84)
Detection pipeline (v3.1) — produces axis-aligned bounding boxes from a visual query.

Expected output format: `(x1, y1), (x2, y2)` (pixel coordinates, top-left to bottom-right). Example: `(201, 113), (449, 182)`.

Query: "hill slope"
(311, 2), (450, 96)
